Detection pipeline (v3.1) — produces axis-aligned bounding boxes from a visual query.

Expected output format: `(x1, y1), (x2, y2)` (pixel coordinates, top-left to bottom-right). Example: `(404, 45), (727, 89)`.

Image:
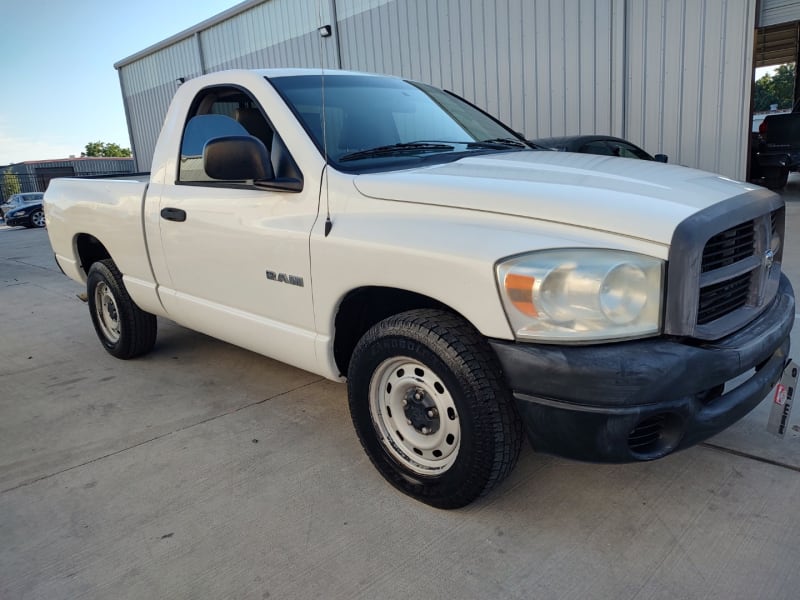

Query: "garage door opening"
(749, 21), (800, 188)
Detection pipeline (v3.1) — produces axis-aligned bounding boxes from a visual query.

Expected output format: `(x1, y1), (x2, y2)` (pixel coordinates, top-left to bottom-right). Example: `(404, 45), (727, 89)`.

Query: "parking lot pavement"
(2, 210), (800, 600)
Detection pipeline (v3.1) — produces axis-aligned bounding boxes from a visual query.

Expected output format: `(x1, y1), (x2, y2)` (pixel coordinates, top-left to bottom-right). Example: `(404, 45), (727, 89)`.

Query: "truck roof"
(255, 67), (397, 80)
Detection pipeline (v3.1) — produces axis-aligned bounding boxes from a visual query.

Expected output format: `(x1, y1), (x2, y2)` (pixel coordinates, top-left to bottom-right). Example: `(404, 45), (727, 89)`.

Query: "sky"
(0, 0), (243, 165)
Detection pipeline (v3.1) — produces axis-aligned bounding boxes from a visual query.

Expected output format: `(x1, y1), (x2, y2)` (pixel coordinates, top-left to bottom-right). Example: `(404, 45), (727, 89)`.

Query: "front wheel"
(87, 259), (157, 359)
(347, 309), (523, 509)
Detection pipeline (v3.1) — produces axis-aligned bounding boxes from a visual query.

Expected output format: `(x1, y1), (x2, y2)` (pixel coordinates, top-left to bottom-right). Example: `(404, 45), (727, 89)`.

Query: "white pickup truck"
(45, 69), (794, 508)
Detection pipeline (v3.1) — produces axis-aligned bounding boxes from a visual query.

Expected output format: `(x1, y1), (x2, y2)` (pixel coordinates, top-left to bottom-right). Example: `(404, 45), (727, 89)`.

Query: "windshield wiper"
(339, 142), (455, 162)
(469, 137), (529, 149)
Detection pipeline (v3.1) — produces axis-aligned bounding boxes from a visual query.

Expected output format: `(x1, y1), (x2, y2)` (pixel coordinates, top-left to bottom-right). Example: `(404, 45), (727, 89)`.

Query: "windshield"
(269, 74), (529, 171)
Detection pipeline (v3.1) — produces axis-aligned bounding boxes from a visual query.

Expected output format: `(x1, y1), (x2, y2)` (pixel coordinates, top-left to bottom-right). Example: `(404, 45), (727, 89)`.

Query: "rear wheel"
(347, 309), (523, 508)
(87, 259), (157, 359)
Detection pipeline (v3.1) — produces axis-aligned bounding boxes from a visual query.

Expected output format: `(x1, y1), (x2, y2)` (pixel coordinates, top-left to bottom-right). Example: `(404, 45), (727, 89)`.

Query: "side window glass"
(579, 141), (614, 156)
(177, 86), (292, 185)
(609, 142), (650, 160)
(179, 114), (250, 183)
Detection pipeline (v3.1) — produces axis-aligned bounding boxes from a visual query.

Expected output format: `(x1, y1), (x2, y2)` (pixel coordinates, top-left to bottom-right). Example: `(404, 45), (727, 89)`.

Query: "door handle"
(161, 207), (187, 222)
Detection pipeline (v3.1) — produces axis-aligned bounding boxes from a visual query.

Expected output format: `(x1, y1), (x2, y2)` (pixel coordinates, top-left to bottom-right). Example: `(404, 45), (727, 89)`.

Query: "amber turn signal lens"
(504, 273), (537, 317)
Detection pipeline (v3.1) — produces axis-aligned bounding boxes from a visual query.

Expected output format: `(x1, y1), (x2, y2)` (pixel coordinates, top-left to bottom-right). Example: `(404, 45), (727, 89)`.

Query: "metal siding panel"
(457, 2), (474, 103)
(119, 37), (201, 96)
(520, 1), (537, 136)
(337, 0), (393, 20)
(724, 0), (759, 179)
(507, 0), (524, 128)
(610, 0), (626, 136)
(577, 0), (593, 133)
(365, 3), (381, 73)
(427, 2), (443, 91)
(492, 0), (511, 125)
(407, 0), (423, 81)
(701, 2), (725, 175)
(659, 0), (685, 158)
(452, 0), (468, 97)
(624, 2), (645, 148)
(554, 2), (569, 134)
(684, 2), (705, 169)
(534, 1), (552, 136)
(537, 0), (615, 138)
(339, 7), (366, 71)
(420, 0), (434, 85)
(199, 0), (327, 72)
(594, 1), (614, 133)
(648, 1), (667, 150)
(338, 6), (354, 69)
(759, 0), (800, 27)
(385, 1), (401, 76)
(625, 0), (756, 180)
(564, 1), (581, 134)
(482, 0), (499, 118)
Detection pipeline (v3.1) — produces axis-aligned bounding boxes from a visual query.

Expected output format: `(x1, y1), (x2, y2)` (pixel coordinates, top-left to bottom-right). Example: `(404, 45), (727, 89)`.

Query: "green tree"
(2, 169), (21, 200)
(82, 141), (132, 157)
(754, 64), (796, 111)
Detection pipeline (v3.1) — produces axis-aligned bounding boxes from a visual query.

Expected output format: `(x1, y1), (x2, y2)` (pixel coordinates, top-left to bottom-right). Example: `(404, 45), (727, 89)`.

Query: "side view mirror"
(204, 135), (274, 181)
(654, 154), (668, 163)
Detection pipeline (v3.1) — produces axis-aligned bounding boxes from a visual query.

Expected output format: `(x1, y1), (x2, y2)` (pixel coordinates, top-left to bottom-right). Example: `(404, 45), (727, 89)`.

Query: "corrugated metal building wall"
(625, 0), (756, 178)
(1, 157), (136, 200)
(335, 0), (625, 147)
(117, 0), (335, 170)
(117, 0), (761, 180)
(760, 0), (800, 27)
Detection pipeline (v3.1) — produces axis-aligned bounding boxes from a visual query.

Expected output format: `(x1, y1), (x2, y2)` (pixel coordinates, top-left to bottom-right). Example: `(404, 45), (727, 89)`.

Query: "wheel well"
(76, 234), (111, 275)
(333, 287), (455, 376)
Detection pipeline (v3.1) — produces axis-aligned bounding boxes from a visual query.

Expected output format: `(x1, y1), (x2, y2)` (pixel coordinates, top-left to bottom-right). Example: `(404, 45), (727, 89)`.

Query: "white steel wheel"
(369, 357), (460, 475)
(86, 259), (157, 359)
(94, 281), (121, 343)
(347, 309), (523, 509)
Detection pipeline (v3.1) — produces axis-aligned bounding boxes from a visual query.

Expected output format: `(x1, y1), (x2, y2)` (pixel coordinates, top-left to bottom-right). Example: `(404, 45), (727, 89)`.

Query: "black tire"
(347, 309), (523, 509)
(28, 209), (45, 228)
(86, 259), (157, 359)
(766, 168), (790, 190)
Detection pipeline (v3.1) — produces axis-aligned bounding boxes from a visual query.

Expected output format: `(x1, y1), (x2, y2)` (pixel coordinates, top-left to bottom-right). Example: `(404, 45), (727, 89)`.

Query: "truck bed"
(44, 177), (154, 290)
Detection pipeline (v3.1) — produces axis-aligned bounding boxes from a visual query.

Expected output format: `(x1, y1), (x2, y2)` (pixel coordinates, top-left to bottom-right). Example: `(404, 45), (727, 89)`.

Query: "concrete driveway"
(2, 188), (800, 600)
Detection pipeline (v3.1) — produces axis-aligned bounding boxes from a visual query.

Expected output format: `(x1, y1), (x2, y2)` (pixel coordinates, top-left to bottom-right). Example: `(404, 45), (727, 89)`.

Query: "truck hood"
(352, 151), (761, 245)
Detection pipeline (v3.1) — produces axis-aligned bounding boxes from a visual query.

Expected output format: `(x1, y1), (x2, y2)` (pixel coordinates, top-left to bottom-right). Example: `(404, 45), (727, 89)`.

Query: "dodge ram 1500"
(45, 69), (794, 508)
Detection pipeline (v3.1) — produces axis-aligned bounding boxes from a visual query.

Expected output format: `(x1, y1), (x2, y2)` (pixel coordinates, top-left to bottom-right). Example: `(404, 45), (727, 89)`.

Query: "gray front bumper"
(489, 274), (795, 462)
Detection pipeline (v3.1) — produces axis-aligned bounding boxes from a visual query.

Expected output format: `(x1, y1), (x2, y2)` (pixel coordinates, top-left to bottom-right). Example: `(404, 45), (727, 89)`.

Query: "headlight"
(496, 249), (664, 343)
